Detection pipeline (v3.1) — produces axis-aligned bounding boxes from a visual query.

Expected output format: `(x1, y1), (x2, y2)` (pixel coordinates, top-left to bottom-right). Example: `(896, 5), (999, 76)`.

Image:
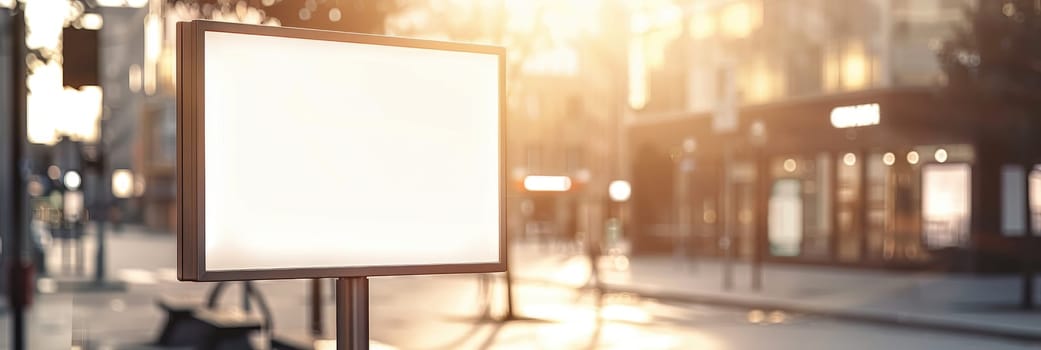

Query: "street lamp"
(607, 180), (631, 268)
(111, 169), (133, 199)
(608, 180), (631, 202)
(62, 170), (81, 190)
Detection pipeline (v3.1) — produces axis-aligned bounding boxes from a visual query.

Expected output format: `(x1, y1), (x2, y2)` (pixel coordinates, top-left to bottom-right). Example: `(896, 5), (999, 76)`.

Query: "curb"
(513, 276), (1041, 343)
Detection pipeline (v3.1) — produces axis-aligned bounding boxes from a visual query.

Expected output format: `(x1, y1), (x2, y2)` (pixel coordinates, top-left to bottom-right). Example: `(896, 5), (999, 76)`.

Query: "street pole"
(336, 277), (369, 350)
(1025, 255), (1036, 310)
(748, 121), (766, 292)
(721, 143), (734, 291)
(714, 64), (738, 290)
(751, 153), (765, 291)
(311, 278), (324, 336)
(1022, 163), (1035, 310)
(504, 269), (517, 319)
(94, 132), (108, 284)
(6, 8), (29, 350)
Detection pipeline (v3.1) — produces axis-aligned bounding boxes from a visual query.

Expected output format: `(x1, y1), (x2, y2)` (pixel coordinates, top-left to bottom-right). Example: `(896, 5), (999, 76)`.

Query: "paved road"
(0, 228), (1039, 349)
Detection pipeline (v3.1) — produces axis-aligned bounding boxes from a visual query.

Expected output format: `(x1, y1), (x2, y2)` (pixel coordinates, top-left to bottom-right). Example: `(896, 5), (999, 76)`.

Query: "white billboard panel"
(177, 21), (505, 281)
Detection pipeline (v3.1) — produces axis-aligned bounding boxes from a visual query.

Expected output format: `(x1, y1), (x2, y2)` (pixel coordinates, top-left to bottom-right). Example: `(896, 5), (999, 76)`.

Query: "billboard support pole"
(336, 277), (369, 350)
(7, 8), (29, 350)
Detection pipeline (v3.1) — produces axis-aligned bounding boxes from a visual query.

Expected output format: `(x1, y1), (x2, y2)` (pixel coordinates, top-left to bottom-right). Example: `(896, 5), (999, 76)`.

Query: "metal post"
(76, 222), (85, 276)
(94, 142), (107, 283)
(504, 270), (516, 320)
(1024, 162), (1036, 310)
(242, 281), (252, 312)
(722, 143), (734, 290)
(1025, 265), (1036, 310)
(7, 8), (28, 350)
(311, 278), (324, 336)
(94, 212), (106, 281)
(751, 153), (765, 291)
(504, 217), (518, 321)
(336, 277), (368, 350)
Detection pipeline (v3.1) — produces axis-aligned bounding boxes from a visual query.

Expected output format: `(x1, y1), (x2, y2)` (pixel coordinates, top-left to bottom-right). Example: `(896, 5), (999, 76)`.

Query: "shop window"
(808, 153), (832, 258)
(891, 155), (924, 261)
(1001, 165), (1027, 236)
(768, 155), (831, 258)
(836, 152), (862, 262)
(769, 179), (802, 256)
(865, 153), (891, 259)
(921, 164), (971, 248)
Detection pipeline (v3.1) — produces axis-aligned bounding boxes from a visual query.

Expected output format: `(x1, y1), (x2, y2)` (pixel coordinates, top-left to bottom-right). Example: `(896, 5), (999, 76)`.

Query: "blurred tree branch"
(939, 0), (1040, 310)
(939, 0), (1041, 115)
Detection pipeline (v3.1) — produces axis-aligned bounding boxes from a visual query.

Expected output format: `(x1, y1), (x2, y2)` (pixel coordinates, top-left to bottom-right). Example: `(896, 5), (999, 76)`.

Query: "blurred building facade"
(502, 2), (630, 246)
(380, 0), (634, 245)
(626, 0), (1041, 272)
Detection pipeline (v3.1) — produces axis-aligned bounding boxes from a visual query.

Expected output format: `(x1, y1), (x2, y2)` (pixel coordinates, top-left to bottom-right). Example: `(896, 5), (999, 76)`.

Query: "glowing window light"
(27, 67), (103, 145)
(95, 0), (148, 7)
(112, 169), (135, 198)
(628, 36), (648, 110)
(64, 170), (81, 190)
(841, 41), (869, 90)
(524, 176), (572, 192)
(843, 153), (857, 166)
(935, 148), (948, 163)
(80, 13), (103, 30)
(144, 13), (162, 95)
(719, 1), (762, 38)
(47, 165), (61, 180)
(128, 64), (143, 92)
(689, 12), (714, 40)
(608, 180), (632, 202)
(25, 0), (69, 50)
(882, 152), (895, 166)
(907, 151), (920, 165)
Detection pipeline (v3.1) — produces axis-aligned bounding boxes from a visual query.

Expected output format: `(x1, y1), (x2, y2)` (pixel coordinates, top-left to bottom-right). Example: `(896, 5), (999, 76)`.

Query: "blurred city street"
(4, 0), (1041, 349)
(0, 226), (1038, 349)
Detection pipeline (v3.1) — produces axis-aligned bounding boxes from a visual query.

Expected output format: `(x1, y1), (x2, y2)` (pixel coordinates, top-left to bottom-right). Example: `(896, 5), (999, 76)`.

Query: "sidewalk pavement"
(509, 242), (1041, 341)
(4, 229), (1040, 347)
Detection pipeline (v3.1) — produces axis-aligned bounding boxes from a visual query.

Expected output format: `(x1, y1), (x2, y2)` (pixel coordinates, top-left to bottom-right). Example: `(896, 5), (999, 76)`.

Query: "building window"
(769, 179), (802, 257)
(767, 154), (831, 258)
(836, 152), (863, 262)
(865, 152), (892, 260)
(1001, 165), (1027, 236)
(921, 164), (971, 248)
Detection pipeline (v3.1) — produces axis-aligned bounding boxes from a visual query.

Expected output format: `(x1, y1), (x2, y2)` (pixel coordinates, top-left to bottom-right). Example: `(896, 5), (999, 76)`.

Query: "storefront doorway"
(921, 164), (972, 249)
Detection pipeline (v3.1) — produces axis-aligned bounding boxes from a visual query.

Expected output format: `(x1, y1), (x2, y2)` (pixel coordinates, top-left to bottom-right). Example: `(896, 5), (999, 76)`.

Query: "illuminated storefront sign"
(523, 175), (572, 192)
(830, 103), (880, 128)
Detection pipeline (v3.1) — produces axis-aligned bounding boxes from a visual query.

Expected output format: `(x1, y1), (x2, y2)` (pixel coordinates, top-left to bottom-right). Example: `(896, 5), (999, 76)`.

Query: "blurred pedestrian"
(586, 224), (602, 292)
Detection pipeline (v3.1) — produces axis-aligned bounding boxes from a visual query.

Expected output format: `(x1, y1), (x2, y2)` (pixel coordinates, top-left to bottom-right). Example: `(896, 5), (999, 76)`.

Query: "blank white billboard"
(177, 21), (504, 281)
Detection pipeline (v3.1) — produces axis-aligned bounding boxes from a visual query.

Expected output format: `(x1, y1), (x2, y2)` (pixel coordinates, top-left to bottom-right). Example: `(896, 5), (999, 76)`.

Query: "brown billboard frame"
(176, 20), (506, 281)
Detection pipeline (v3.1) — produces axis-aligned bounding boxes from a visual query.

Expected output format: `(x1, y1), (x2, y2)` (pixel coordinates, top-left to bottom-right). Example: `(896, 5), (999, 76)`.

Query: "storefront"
(628, 87), (1041, 272)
